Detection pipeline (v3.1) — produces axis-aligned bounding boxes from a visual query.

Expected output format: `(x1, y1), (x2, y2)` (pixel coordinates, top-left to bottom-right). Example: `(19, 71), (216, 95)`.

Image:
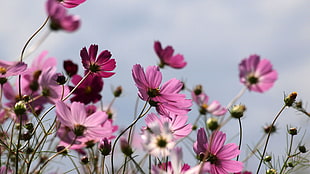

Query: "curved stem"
(226, 86), (247, 109)
(256, 105), (286, 174)
(236, 117), (242, 161)
(111, 102), (151, 174)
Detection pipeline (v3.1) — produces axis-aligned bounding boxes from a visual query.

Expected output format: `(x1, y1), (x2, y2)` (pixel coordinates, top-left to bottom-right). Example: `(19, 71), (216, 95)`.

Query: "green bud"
(264, 155), (272, 162)
(299, 145), (306, 153)
(207, 118), (219, 131)
(230, 105), (246, 118)
(81, 156), (89, 164)
(284, 92), (297, 107)
(288, 128), (297, 135)
(14, 101), (27, 115)
(113, 86), (122, 97)
(266, 169), (277, 174)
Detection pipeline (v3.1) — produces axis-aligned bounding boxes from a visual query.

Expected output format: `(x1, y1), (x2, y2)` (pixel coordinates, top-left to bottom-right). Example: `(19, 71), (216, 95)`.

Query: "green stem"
(236, 117), (242, 161)
(256, 105), (286, 174)
(279, 134), (294, 174)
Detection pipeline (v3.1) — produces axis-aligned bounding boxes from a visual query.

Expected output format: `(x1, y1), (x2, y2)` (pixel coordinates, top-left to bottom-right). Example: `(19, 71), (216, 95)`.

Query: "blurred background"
(1, 0), (310, 173)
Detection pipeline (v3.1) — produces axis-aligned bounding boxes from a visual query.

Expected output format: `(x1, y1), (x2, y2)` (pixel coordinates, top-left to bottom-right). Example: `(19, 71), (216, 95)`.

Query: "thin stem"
(256, 105), (287, 174)
(236, 117), (242, 161)
(15, 115), (23, 174)
(128, 155), (146, 174)
(279, 134), (294, 174)
(111, 102), (151, 174)
(226, 86), (247, 109)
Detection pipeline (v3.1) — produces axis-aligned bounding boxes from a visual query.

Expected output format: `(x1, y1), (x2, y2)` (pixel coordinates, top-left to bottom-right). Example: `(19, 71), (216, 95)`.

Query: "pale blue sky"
(1, 0), (310, 173)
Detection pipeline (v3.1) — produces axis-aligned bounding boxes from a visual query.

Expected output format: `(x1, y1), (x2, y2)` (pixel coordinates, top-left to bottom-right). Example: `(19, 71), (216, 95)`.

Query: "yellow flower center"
(85, 86), (92, 94)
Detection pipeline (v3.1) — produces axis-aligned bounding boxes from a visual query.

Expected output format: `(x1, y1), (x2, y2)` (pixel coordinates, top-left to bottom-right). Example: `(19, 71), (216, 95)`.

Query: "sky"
(1, 0), (310, 173)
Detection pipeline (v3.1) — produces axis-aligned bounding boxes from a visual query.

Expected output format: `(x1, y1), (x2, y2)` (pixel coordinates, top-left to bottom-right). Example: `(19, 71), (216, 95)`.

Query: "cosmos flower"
(63, 60), (78, 77)
(132, 64), (192, 115)
(191, 91), (227, 116)
(141, 122), (175, 157)
(80, 44), (116, 78)
(38, 67), (69, 104)
(70, 74), (103, 104)
(0, 60), (27, 79)
(46, 0), (80, 32)
(57, 0), (86, 8)
(144, 112), (192, 140)
(154, 41), (187, 69)
(193, 128), (243, 174)
(56, 101), (114, 148)
(239, 54), (277, 93)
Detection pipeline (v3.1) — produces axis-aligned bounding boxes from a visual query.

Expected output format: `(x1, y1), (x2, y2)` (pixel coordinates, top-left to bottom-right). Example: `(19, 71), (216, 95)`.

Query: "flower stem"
(256, 104), (286, 174)
(279, 134), (294, 174)
(236, 117), (242, 161)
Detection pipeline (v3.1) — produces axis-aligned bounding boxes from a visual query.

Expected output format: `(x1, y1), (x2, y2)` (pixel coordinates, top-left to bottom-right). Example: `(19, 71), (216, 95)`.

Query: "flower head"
(70, 74), (103, 104)
(81, 44), (116, 78)
(144, 112), (192, 140)
(132, 64), (192, 115)
(141, 122), (175, 157)
(46, 0), (80, 32)
(191, 89), (226, 116)
(63, 60), (78, 77)
(239, 54), (277, 93)
(56, 101), (113, 148)
(154, 41), (187, 69)
(193, 128), (243, 174)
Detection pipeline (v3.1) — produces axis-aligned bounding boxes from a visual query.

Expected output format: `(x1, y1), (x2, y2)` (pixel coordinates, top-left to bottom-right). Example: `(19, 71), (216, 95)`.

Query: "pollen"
(85, 86), (92, 94)
(0, 67), (7, 75)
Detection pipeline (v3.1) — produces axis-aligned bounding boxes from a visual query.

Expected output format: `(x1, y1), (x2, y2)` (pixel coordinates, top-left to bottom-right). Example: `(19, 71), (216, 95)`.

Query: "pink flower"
(191, 91), (227, 116)
(0, 60), (27, 79)
(239, 54), (278, 93)
(80, 44), (116, 78)
(46, 0), (80, 32)
(38, 67), (69, 104)
(144, 112), (192, 140)
(132, 64), (192, 115)
(193, 128), (243, 174)
(56, 101), (114, 148)
(70, 74), (103, 104)
(154, 41), (187, 69)
(63, 60), (78, 77)
(58, 0), (86, 8)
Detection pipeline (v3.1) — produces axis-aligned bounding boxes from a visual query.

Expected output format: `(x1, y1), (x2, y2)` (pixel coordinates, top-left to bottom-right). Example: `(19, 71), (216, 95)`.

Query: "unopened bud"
(14, 101), (27, 115)
(81, 156), (89, 164)
(266, 169), (277, 174)
(113, 86), (122, 97)
(230, 105), (246, 118)
(120, 138), (133, 156)
(264, 124), (277, 134)
(207, 118), (219, 131)
(56, 74), (66, 85)
(288, 128), (297, 135)
(298, 145), (306, 153)
(99, 138), (111, 156)
(284, 92), (297, 107)
(193, 85), (203, 95)
(56, 146), (68, 155)
(264, 155), (272, 162)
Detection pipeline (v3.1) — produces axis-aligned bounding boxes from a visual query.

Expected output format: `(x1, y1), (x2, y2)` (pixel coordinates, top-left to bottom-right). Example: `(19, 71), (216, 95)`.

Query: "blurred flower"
(191, 91), (226, 116)
(57, 0), (86, 8)
(70, 74), (103, 104)
(56, 101), (113, 147)
(154, 41), (187, 69)
(132, 64), (192, 115)
(46, 0), (80, 32)
(39, 67), (69, 104)
(193, 128), (243, 174)
(144, 112), (192, 140)
(80, 44), (116, 78)
(0, 60), (27, 78)
(239, 54), (277, 93)
(98, 138), (111, 156)
(63, 60), (78, 77)
(141, 122), (175, 157)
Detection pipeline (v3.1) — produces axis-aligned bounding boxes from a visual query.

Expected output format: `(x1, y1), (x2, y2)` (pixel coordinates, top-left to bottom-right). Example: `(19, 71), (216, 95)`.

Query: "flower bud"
(284, 92), (297, 107)
(14, 101), (27, 115)
(207, 118), (219, 131)
(193, 85), (203, 95)
(99, 138), (111, 156)
(120, 138), (133, 156)
(298, 145), (306, 153)
(230, 105), (246, 118)
(288, 128), (297, 135)
(113, 86), (122, 97)
(21, 131), (32, 141)
(81, 156), (89, 164)
(0, 78), (7, 85)
(266, 169), (277, 174)
(25, 123), (34, 133)
(264, 155), (272, 162)
(56, 74), (66, 85)
(264, 124), (277, 134)
(56, 145), (68, 155)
